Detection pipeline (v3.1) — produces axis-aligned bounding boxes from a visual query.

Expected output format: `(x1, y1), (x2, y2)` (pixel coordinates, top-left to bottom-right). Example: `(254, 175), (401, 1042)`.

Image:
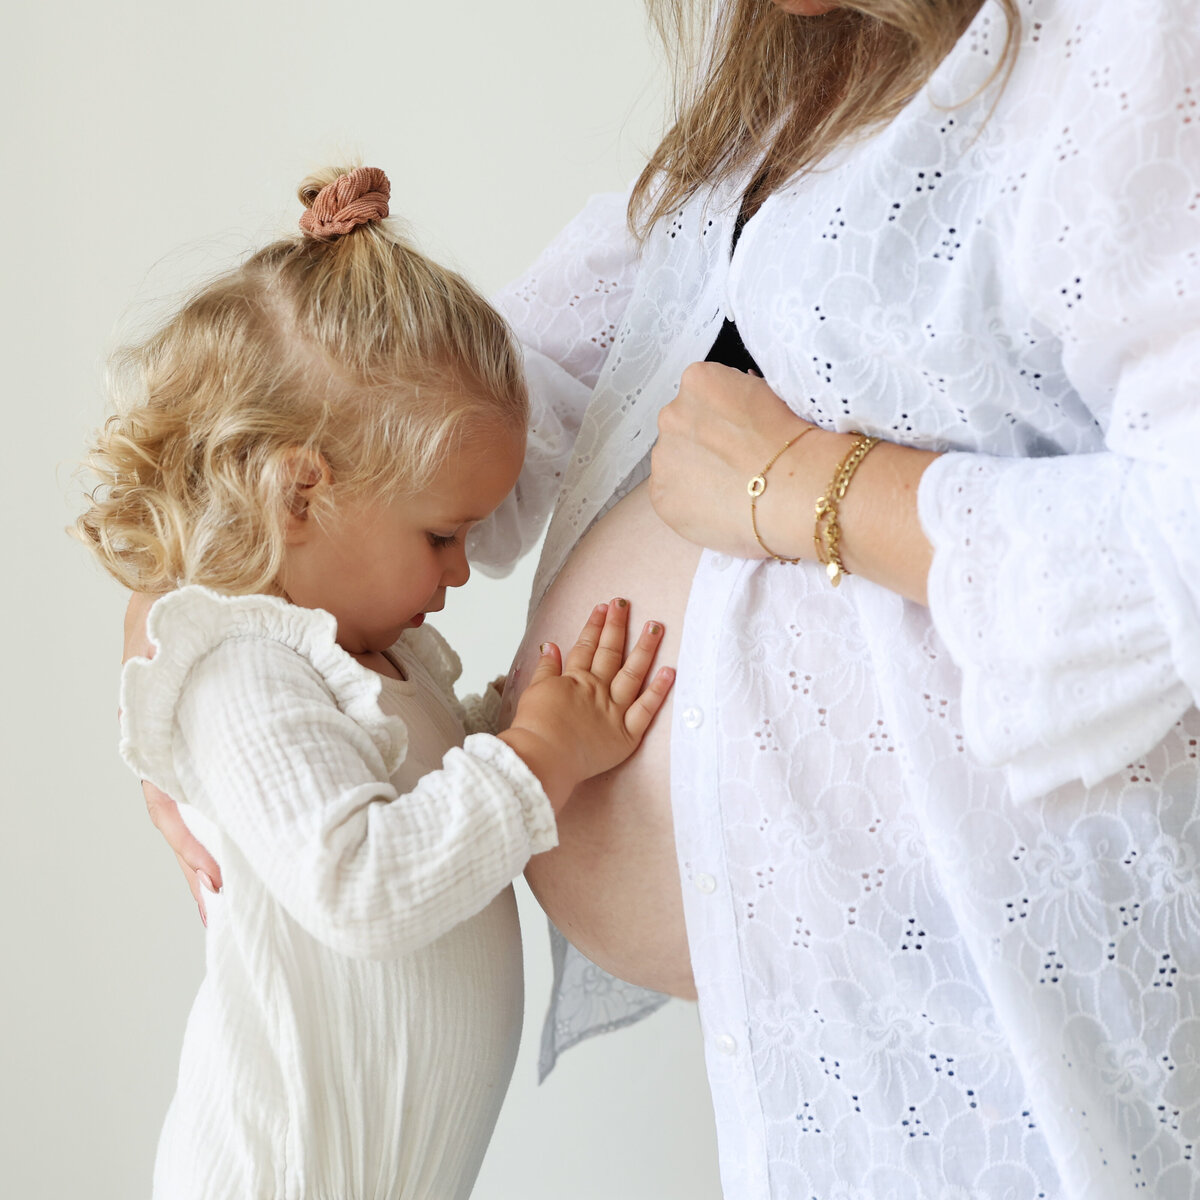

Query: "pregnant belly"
(501, 481), (701, 998)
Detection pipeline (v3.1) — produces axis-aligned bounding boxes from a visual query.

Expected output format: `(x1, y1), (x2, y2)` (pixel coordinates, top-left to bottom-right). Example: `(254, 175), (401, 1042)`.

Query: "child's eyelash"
(427, 533), (459, 549)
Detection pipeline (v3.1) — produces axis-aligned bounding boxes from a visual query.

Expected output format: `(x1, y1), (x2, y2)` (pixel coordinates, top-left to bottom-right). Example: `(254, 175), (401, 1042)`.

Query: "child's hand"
(498, 599), (675, 812)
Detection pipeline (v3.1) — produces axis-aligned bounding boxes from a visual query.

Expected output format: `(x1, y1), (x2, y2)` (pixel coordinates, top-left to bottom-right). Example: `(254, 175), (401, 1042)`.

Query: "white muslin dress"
(472, 0), (1200, 1195)
(119, 587), (556, 1200)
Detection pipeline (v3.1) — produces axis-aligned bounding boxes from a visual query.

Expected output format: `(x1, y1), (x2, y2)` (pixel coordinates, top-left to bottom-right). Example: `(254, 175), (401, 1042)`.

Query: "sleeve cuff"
(461, 732), (558, 855)
(919, 450), (1192, 801)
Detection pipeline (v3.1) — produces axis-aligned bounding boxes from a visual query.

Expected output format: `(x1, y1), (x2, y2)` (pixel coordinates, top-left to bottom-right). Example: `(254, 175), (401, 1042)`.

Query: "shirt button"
(710, 554), (731, 572)
(714, 1034), (738, 1056)
(682, 706), (704, 729)
(693, 872), (717, 895)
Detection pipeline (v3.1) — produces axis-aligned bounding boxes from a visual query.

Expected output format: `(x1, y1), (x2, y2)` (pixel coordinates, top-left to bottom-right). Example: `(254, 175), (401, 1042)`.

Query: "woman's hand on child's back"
(125, 593), (223, 925)
(498, 599), (674, 812)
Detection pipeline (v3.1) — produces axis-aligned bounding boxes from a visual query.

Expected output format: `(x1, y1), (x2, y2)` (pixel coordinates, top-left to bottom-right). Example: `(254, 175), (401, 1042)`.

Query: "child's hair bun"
(298, 166), (390, 241)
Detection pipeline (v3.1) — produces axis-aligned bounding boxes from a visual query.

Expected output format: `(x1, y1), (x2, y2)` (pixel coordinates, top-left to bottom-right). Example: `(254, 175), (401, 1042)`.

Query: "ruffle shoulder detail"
(398, 623), (464, 698)
(400, 623), (506, 734)
(119, 586), (408, 798)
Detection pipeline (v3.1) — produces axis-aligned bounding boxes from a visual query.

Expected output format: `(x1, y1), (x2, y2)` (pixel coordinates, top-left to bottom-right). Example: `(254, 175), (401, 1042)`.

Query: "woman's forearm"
(649, 362), (938, 605)
(753, 427), (938, 606)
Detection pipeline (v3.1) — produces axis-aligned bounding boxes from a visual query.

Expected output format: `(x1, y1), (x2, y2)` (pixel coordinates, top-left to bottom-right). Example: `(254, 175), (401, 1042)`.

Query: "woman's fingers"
(174, 852), (209, 927)
(622, 666), (677, 743)
(609, 619), (667, 709)
(124, 592), (158, 663)
(144, 781), (222, 924)
(128, 596), (221, 928)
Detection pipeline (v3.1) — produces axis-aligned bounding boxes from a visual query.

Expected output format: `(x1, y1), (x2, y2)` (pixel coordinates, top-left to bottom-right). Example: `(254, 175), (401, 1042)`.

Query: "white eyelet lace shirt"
(471, 1), (1200, 1196)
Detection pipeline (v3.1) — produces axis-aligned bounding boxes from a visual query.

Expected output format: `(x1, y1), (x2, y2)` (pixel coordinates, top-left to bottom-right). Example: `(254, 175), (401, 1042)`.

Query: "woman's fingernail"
(198, 902), (208, 929)
(648, 622), (662, 636)
(197, 871), (217, 895)
(539, 642), (551, 656)
(614, 597), (628, 609)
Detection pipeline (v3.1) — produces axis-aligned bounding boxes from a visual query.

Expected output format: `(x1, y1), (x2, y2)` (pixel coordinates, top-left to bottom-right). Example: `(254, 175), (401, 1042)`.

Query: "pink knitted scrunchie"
(299, 167), (391, 240)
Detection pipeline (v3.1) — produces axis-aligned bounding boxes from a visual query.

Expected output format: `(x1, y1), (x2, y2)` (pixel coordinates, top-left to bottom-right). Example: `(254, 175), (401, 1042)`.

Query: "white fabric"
(119, 586), (556, 1200)
(471, 1), (1200, 1195)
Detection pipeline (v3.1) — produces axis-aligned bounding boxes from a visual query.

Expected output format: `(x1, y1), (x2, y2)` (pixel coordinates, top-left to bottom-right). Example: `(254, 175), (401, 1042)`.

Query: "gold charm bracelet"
(813, 434), (880, 587)
(747, 427), (816, 563)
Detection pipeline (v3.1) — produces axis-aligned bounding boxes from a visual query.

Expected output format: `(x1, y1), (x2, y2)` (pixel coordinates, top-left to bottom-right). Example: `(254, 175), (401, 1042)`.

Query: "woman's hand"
(498, 598), (675, 811)
(650, 362), (821, 559)
(650, 361), (938, 604)
(125, 593), (223, 924)
(144, 781), (222, 925)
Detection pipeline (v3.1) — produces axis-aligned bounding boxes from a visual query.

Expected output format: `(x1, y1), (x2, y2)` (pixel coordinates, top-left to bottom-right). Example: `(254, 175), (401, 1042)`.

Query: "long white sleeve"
(470, 191), (642, 575)
(120, 588), (557, 961)
(494, 189), (641, 392)
(918, 0), (1200, 800)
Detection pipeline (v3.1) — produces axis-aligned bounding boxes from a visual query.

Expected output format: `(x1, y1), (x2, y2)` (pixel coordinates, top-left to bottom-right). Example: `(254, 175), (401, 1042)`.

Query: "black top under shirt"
(704, 195), (762, 375)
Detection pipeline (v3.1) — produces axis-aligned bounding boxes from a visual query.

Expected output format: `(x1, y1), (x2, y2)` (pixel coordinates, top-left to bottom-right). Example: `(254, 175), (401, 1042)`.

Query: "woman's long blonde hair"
(76, 167), (527, 597)
(631, 0), (1020, 234)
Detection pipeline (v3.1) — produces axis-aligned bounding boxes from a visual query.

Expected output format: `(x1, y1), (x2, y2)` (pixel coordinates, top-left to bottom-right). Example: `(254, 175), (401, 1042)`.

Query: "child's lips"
(411, 596), (444, 627)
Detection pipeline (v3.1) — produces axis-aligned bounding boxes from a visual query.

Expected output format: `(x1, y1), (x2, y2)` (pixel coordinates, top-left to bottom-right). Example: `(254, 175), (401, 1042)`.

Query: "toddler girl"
(76, 166), (674, 1200)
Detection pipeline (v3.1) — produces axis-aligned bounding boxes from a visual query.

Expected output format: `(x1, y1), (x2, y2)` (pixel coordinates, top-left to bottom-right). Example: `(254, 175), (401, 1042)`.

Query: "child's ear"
(280, 448), (332, 543)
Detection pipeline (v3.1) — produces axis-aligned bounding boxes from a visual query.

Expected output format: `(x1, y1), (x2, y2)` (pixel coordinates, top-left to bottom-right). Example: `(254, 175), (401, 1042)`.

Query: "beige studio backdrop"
(3, 3), (722, 1196)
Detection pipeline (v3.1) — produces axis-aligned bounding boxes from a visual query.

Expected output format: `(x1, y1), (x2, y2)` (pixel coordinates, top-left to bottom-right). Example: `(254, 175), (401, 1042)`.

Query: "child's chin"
(407, 612), (426, 628)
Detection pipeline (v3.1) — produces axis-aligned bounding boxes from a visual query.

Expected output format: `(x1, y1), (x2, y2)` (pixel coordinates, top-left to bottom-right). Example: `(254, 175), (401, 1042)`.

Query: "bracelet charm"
(813, 434), (880, 587)
(747, 428), (816, 563)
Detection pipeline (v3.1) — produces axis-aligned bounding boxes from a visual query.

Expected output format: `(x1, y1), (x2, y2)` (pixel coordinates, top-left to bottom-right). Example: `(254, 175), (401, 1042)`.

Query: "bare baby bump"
(504, 481), (700, 999)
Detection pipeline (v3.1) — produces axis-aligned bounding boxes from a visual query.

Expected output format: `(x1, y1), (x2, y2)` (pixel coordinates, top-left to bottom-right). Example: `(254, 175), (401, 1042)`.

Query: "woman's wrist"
(837, 439), (938, 605)
(751, 427), (939, 605)
(750, 427), (858, 563)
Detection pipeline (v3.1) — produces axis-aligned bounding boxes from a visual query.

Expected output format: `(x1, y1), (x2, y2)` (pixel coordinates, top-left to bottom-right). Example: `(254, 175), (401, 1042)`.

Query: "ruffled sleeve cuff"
(119, 587), (408, 798)
(919, 451), (1194, 802)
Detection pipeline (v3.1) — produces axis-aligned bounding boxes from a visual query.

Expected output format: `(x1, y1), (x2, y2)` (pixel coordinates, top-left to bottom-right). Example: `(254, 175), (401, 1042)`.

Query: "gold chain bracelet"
(747, 427), (816, 563)
(813, 434), (880, 587)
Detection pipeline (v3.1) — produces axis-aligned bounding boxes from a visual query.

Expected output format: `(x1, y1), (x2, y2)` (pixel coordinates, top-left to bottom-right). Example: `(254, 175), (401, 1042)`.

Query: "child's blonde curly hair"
(76, 167), (528, 597)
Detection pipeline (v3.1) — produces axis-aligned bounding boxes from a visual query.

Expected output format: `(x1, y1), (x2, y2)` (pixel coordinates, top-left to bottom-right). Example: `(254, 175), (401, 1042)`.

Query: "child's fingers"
(526, 640), (563, 689)
(609, 619), (666, 709)
(562, 602), (610, 674)
(586, 597), (631, 684)
(622, 666), (677, 743)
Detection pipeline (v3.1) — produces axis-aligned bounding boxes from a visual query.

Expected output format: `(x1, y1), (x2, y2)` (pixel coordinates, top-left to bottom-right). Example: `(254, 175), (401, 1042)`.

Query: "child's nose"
(443, 547), (470, 588)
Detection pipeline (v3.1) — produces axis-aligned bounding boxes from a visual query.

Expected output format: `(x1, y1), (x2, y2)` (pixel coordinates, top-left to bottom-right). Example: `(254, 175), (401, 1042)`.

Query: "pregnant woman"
(144, 0), (1200, 1196)
(490, 1), (1200, 1196)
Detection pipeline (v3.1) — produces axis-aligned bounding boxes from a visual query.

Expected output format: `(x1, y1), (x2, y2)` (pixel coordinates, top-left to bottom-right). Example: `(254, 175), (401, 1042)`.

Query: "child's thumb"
(526, 641), (563, 687)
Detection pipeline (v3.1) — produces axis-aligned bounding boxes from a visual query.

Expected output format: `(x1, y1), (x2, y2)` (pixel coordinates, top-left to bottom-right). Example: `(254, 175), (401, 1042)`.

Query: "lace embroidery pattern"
(474, 0), (1200, 1193)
